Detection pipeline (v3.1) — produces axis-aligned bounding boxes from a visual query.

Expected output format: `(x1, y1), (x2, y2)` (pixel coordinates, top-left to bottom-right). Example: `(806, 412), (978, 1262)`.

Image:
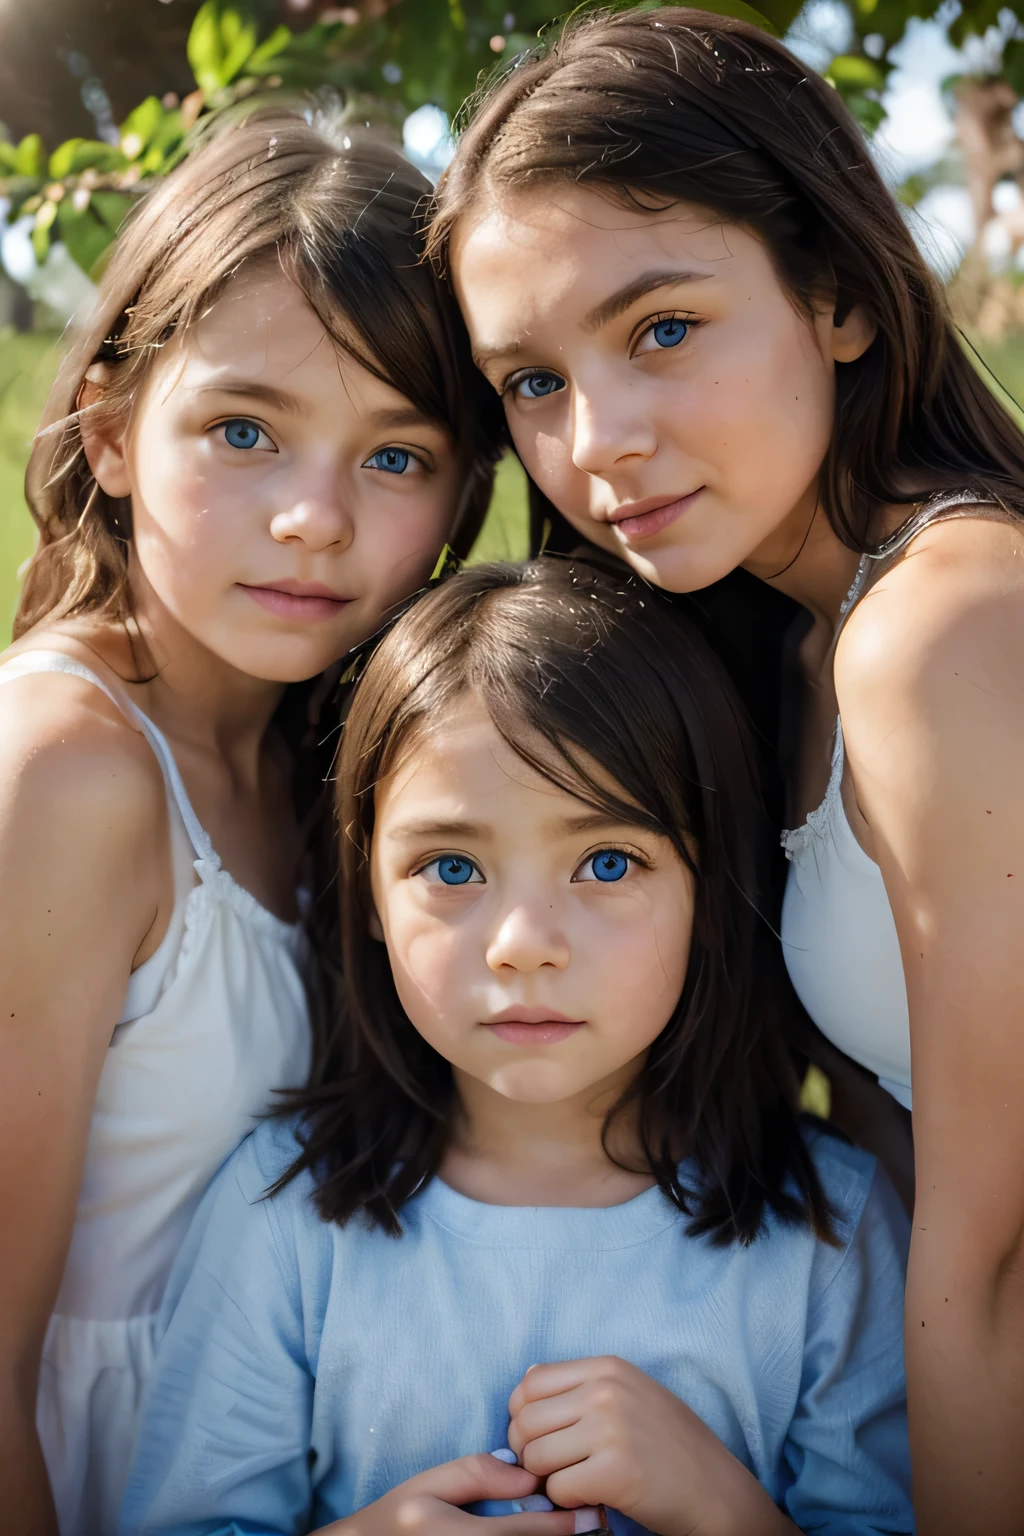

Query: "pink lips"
(239, 580), (350, 623)
(606, 487), (704, 542)
(485, 1007), (584, 1045)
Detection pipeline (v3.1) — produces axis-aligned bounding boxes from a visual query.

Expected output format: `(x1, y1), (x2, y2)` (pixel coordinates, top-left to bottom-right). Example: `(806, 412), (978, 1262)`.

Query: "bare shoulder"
(835, 511), (1024, 732)
(0, 659), (165, 866)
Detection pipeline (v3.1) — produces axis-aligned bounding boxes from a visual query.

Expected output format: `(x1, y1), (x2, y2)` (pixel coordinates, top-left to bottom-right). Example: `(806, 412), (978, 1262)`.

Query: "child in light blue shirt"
(121, 558), (913, 1536)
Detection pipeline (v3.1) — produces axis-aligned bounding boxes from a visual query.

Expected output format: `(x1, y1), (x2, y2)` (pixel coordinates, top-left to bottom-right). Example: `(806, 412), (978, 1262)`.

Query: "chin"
(489, 1066), (596, 1103)
(223, 640), (348, 685)
(618, 545), (741, 596)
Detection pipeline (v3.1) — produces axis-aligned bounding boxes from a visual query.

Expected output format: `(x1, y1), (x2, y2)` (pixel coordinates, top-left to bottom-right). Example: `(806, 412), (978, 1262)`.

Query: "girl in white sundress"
(0, 104), (500, 1536)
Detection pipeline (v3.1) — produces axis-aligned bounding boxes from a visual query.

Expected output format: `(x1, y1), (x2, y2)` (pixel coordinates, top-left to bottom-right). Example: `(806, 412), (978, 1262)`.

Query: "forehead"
(455, 185), (730, 295)
(144, 260), (441, 425)
(375, 690), (625, 826)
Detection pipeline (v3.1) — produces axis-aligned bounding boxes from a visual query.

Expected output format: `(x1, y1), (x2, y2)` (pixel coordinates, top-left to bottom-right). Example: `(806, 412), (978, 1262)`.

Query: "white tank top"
(0, 650), (313, 1536)
(781, 496), (1000, 1112)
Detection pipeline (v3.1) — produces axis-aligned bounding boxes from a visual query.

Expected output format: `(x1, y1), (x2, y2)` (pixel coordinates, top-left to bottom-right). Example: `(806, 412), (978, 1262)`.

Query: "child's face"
(453, 184), (873, 595)
(87, 262), (463, 682)
(370, 692), (694, 1107)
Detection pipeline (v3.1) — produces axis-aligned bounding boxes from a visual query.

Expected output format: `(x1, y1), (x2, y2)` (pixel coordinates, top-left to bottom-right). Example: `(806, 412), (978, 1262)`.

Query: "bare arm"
(0, 677), (166, 1533)
(838, 520), (1024, 1535)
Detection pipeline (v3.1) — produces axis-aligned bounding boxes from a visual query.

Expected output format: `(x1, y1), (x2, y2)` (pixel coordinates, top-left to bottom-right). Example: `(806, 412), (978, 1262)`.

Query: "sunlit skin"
(346, 694), (796, 1536)
(0, 261), (466, 1536)
(452, 183), (1024, 1535)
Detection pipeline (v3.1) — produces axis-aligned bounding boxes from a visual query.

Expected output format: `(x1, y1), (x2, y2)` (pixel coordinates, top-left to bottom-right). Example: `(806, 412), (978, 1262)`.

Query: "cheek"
(698, 318), (834, 484)
(584, 887), (692, 1023)
(385, 899), (469, 1034)
(358, 483), (458, 598)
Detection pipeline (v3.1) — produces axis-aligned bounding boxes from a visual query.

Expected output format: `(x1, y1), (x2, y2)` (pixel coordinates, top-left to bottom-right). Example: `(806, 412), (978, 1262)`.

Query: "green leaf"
(845, 92), (886, 134)
(827, 55), (885, 91)
(0, 142), (18, 174)
(246, 24), (293, 74)
(1004, 39), (1024, 99)
(30, 201), (57, 264)
(90, 190), (135, 235)
(15, 133), (46, 178)
(218, 11), (260, 87)
(56, 198), (115, 277)
(188, 1), (227, 96)
(48, 138), (127, 178)
(30, 221), (50, 265)
(119, 96), (164, 159)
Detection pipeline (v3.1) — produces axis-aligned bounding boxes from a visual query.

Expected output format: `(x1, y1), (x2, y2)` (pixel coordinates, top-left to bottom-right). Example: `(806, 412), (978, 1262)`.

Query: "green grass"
(467, 451), (529, 566)
(0, 329), (63, 637)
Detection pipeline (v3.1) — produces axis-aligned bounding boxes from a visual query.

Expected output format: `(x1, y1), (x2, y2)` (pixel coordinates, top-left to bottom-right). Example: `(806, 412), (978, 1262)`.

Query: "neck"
(742, 485), (862, 635)
(440, 1060), (656, 1209)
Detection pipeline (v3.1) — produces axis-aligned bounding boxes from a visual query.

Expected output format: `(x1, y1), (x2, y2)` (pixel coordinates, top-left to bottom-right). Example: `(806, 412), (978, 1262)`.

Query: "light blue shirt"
(120, 1118), (913, 1536)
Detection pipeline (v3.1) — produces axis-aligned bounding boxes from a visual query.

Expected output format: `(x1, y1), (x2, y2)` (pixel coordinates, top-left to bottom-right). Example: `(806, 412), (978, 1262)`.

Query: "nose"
(570, 380), (657, 478)
(269, 471), (355, 554)
(485, 897), (570, 975)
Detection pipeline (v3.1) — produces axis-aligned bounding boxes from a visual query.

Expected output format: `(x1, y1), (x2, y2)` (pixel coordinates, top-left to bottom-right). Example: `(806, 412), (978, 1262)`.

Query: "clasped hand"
(508, 1356), (794, 1536)
(325, 1356), (794, 1536)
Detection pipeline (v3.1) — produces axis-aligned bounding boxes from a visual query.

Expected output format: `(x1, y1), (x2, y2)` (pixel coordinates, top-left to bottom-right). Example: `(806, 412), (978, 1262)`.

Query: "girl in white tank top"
(0, 107), (499, 1535)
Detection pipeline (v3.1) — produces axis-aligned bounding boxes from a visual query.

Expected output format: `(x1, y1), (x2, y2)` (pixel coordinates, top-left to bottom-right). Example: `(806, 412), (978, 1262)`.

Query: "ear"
(830, 303), (876, 365)
(77, 366), (132, 499)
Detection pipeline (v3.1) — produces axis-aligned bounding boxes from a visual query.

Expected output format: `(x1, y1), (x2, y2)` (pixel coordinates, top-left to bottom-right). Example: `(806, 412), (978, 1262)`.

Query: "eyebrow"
(370, 406), (447, 435)
(582, 268), (710, 331)
(472, 268), (710, 374)
(560, 810), (644, 835)
(387, 810), (644, 842)
(472, 339), (522, 374)
(387, 819), (485, 842)
(198, 381), (303, 414)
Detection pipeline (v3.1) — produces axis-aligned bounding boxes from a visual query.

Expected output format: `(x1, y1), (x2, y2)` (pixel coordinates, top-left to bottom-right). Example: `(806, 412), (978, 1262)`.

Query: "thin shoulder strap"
(838, 490), (1002, 636)
(0, 649), (218, 866)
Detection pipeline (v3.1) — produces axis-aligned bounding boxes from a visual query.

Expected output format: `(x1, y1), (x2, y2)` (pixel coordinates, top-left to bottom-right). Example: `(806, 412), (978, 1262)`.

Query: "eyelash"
(572, 844), (651, 879)
(212, 417), (277, 452)
(412, 844), (652, 883)
(362, 446), (428, 476)
(501, 308), (701, 398)
(630, 311), (700, 356)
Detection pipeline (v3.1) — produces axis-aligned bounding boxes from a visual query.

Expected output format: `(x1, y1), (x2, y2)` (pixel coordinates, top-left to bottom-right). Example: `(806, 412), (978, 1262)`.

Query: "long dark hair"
(278, 556), (834, 1247)
(428, 5), (1024, 555)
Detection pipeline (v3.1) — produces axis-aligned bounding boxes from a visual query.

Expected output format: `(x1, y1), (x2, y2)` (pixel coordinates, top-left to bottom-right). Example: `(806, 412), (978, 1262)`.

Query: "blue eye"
(651, 317), (688, 348)
(516, 373), (565, 400)
(223, 418), (263, 450)
(580, 849), (630, 883)
(368, 448), (411, 474)
(422, 855), (482, 886)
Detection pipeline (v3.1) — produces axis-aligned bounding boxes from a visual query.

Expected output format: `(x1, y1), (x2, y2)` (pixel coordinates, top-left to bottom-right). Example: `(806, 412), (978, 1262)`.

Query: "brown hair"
(278, 555), (834, 1247)
(17, 102), (503, 639)
(429, 5), (1024, 555)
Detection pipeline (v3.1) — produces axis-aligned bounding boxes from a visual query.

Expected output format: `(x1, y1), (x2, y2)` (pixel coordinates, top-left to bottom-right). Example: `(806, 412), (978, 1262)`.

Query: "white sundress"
(0, 650), (313, 1536)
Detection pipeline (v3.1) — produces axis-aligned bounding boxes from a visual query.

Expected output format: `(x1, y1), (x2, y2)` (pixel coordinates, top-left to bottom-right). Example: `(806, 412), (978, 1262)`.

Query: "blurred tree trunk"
(949, 76), (1024, 329)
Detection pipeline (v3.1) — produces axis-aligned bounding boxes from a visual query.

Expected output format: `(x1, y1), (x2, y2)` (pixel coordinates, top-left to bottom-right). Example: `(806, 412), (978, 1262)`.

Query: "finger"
(482, 1510), (606, 1534)
(411, 1452), (544, 1505)
(517, 1424), (594, 1480)
(510, 1358), (621, 1415)
(509, 1384), (587, 1455)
